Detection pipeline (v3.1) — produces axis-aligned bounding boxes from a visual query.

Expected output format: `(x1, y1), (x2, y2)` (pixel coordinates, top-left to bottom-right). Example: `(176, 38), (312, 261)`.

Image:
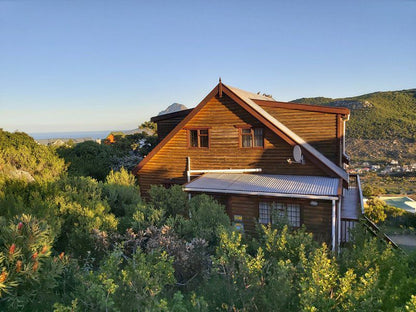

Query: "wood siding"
(156, 115), (189, 141)
(138, 94), (328, 196)
(257, 104), (340, 164)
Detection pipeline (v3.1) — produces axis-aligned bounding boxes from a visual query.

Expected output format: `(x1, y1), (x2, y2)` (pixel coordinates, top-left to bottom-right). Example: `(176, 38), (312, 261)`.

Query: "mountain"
(291, 89), (416, 141)
(158, 103), (188, 116)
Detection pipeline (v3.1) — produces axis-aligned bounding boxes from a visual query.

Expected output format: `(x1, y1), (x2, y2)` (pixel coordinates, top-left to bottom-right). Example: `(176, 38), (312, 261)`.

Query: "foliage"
(149, 185), (189, 218)
(57, 129), (157, 178)
(69, 247), (174, 312)
(0, 130), (66, 182)
(0, 215), (68, 311)
(362, 184), (386, 197)
(139, 121), (157, 134)
(364, 198), (388, 224)
(57, 141), (115, 181)
(2, 131), (416, 310)
(185, 195), (231, 246)
(53, 176), (119, 260)
(103, 168), (142, 231)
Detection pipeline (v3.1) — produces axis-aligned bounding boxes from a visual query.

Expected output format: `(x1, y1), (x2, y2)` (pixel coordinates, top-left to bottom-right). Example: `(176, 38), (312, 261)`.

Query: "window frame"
(236, 125), (264, 149)
(186, 127), (210, 149)
(258, 201), (302, 228)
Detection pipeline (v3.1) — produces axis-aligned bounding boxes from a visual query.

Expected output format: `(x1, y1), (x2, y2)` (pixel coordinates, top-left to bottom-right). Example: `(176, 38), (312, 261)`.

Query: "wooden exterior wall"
(138, 94), (329, 196)
(152, 110), (192, 142)
(217, 194), (332, 245)
(257, 103), (341, 165)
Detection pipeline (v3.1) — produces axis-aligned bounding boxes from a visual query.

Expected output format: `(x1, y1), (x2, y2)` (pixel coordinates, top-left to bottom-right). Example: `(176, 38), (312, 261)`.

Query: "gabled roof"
(133, 82), (349, 183)
(183, 173), (340, 200)
(224, 84), (349, 182)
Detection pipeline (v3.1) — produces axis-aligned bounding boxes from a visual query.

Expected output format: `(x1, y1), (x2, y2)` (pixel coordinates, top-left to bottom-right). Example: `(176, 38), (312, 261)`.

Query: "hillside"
(292, 89), (416, 141)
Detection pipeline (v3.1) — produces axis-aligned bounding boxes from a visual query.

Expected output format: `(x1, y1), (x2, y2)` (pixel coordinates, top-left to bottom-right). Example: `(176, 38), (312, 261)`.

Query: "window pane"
(200, 129), (208, 135)
(254, 128), (263, 147)
(287, 204), (301, 227)
(242, 134), (252, 147)
(271, 202), (285, 224)
(190, 130), (198, 147)
(200, 134), (208, 147)
(259, 202), (270, 224)
(242, 128), (251, 134)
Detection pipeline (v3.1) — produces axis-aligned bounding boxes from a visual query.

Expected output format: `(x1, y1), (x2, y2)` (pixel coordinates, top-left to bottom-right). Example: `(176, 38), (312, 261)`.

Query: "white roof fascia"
(225, 84), (349, 183)
(183, 187), (339, 201)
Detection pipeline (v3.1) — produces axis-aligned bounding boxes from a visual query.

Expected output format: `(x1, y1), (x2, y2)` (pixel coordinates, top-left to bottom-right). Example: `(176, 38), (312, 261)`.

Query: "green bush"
(0, 130), (66, 182)
(0, 215), (68, 311)
(57, 141), (115, 181)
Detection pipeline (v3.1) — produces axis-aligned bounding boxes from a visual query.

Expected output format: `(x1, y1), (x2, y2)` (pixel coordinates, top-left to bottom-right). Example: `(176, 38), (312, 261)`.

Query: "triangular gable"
(133, 82), (349, 183)
(223, 84), (349, 183)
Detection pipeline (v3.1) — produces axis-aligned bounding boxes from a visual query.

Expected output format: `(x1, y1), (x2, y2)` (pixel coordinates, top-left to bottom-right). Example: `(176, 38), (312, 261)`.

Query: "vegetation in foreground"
(2, 130), (416, 311)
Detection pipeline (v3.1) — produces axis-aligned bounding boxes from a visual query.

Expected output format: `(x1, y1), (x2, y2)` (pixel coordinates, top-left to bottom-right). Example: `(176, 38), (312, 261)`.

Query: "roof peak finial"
(218, 77), (223, 98)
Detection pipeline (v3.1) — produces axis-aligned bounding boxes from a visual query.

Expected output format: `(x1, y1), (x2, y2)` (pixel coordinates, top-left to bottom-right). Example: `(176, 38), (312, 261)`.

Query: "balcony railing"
(340, 174), (399, 249)
(340, 174), (362, 244)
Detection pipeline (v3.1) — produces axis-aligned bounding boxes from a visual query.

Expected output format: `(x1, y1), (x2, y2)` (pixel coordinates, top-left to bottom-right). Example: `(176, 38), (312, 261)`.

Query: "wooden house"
(133, 81), (363, 250)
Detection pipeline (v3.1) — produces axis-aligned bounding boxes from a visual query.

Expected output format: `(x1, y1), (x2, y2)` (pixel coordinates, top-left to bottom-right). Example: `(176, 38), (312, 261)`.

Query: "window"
(259, 201), (301, 227)
(189, 129), (209, 148)
(240, 127), (263, 148)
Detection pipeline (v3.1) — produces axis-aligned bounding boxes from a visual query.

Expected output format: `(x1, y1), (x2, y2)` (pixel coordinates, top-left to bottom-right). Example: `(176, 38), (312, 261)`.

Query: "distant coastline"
(29, 130), (114, 140)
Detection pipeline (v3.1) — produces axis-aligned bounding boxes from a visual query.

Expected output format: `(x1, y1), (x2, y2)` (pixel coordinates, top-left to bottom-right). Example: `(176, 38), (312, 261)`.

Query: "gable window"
(259, 201), (301, 227)
(189, 129), (209, 148)
(240, 127), (263, 148)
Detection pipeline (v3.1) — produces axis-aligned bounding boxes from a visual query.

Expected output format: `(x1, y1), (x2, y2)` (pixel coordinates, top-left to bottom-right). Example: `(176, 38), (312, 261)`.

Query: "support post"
(186, 157), (191, 183)
(337, 199), (341, 252)
(186, 157), (191, 201)
(332, 199), (336, 252)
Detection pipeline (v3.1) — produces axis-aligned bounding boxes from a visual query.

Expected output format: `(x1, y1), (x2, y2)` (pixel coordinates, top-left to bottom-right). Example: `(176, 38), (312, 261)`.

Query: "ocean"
(29, 130), (114, 140)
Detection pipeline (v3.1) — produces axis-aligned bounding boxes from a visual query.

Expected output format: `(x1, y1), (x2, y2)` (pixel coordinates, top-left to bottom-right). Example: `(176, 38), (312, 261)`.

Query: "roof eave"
(183, 187), (339, 201)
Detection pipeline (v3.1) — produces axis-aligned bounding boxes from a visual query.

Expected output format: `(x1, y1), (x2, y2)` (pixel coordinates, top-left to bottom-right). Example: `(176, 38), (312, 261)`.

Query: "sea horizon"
(29, 130), (119, 140)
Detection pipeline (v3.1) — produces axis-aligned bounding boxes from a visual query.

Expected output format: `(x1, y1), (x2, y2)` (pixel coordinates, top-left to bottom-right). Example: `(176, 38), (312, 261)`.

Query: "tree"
(364, 198), (387, 224)
(57, 141), (115, 181)
(139, 121), (157, 135)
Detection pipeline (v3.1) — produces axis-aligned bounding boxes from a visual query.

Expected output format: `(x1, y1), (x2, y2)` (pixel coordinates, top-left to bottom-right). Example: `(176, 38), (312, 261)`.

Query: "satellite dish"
(293, 145), (304, 164)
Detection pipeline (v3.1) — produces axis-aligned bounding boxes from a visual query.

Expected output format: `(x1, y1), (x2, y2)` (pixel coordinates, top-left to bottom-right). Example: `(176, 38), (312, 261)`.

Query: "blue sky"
(1, 0), (415, 133)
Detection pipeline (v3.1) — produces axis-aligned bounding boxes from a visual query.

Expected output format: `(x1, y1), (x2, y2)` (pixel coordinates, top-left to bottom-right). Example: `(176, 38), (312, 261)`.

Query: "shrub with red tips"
(0, 271), (7, 283)
(9, 244), (16, 255)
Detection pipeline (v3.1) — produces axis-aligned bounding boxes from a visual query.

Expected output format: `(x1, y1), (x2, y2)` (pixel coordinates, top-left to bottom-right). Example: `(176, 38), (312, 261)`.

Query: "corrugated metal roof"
(184, 173), (340, 198)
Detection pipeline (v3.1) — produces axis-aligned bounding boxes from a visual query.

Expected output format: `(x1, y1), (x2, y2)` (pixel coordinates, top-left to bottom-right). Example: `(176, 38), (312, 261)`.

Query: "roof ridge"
(224, 84), (276, 101)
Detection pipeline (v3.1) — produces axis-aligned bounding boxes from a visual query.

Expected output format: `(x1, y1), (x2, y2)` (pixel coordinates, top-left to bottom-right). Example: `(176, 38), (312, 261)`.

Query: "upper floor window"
(240, 127), (264, 148)
(188, 129), (209, 148)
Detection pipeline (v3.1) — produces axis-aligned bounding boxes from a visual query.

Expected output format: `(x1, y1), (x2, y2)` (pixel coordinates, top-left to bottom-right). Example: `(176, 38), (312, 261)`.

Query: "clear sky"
(1, 0), (415, 134)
